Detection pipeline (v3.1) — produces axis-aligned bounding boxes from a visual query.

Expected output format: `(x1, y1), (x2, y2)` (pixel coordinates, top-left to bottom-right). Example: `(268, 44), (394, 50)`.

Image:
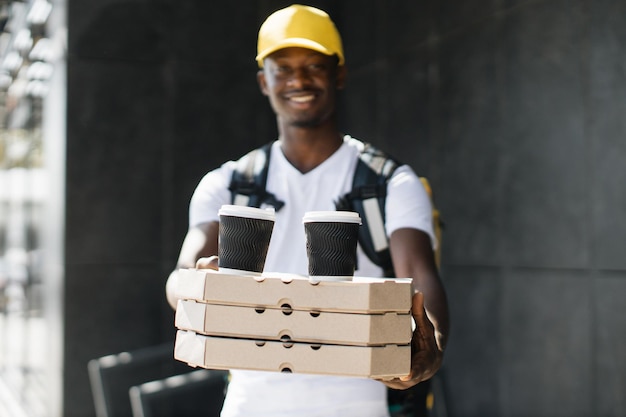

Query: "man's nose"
(287, 67), (312, 88)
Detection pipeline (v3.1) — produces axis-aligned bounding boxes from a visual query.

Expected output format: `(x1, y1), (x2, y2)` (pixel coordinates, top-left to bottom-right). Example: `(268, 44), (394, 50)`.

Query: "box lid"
(176, 269), (412, 314)
(174, 330), (410, 379)
(175, 299), (412, 346)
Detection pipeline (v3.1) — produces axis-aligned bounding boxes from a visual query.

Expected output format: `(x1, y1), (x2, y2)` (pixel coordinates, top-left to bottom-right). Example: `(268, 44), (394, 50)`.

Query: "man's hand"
(195, 255), (219, 270)
(381, 291), (444, 390)
(166, 255), (219, 310)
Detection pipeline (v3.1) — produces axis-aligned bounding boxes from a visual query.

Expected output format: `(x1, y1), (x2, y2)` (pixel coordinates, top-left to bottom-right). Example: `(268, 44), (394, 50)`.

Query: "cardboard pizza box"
(174, 330), (410, 379)
(175, 269), (412, 314)
(175, 299), (412, 346)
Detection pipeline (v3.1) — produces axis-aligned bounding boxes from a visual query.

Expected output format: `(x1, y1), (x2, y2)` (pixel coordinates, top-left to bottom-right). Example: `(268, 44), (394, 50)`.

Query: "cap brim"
(256, 38), (338, 67)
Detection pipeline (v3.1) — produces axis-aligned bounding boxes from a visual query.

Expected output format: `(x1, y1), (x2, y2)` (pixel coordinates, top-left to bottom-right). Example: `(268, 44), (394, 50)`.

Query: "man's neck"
(278, 123), (344, 174)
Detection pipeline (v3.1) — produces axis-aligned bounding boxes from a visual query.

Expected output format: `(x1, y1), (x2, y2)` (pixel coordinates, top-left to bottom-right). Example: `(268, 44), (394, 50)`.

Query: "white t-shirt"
(188, 136), (435, 417)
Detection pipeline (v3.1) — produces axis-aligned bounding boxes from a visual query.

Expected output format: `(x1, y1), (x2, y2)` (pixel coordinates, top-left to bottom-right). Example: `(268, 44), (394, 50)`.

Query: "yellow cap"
(256, 4), (344, 68)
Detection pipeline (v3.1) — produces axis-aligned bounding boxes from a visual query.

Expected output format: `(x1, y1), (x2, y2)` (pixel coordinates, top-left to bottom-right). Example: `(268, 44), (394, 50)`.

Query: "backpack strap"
(228, 143), (285, 211)
(335, 139), (399, 276)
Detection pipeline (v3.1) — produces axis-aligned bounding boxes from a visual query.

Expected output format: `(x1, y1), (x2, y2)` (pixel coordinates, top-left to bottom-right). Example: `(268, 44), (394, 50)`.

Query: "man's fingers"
(412, 291), (425, 320)
(196, 255), (219, 270)
(413, 291), (437, 336)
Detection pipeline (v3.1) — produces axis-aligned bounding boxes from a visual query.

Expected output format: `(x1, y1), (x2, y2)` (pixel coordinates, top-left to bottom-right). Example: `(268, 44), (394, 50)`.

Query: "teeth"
(290, 95), (314, 103)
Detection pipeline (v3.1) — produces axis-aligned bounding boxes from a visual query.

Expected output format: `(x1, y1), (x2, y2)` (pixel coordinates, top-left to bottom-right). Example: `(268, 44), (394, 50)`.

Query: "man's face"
(257, 47), (346, 128)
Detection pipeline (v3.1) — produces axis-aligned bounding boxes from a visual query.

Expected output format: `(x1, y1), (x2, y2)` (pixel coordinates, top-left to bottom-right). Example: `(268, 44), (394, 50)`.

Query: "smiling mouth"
(288, 94), (315, 103)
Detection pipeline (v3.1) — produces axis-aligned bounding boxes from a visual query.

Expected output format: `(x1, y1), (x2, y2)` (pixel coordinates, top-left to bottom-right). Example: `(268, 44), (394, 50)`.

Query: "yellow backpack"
(420, 177), (443, 269)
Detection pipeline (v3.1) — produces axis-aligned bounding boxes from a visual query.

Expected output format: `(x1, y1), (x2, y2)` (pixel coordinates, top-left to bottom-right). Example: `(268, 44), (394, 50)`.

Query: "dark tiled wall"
(65, 2), (274, 416)
(339, 0), (626, 416)
(65, 1), (626, 416)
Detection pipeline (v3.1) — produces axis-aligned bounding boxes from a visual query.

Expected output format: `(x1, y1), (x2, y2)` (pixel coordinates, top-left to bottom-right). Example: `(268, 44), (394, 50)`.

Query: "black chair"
(129, 368), (228, 417)
(88, 342), (196, 417)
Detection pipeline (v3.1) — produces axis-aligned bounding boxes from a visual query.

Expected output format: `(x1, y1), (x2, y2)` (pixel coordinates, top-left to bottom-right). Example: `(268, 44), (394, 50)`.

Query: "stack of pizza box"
(173, 268), (413, 379)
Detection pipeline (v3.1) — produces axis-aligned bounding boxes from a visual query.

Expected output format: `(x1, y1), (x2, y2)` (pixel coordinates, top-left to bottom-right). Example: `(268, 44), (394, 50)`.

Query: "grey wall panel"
(499, 0), (588, 269)
(589, 0), (626, 270)
(501, 268), (592, 417)
(384, 0), (432, 56)
(336, 0), (379, 69)
(66, 60), (169, 265)
(337, 66), (382, 145)
(443, 265), (503, 417)
(69, 0), (169, 63)
(64, 264), (164, 417)
(437, 18), (503, 266)
(384, 51), (432, 175)
(594, 271), (626, 417)
(436, 0), (503, 37)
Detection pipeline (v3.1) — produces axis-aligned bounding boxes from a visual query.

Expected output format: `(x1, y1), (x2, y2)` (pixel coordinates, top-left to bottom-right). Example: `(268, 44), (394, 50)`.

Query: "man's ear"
(336, 65), (347, 90)
(257, 69), (269, 96)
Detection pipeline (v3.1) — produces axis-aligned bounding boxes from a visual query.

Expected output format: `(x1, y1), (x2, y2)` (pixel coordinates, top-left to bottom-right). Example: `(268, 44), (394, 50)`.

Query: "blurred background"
(0, 0), (624, 417)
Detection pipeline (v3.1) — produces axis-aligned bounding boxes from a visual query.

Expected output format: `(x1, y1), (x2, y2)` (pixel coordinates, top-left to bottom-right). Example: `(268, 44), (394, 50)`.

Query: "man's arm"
(165, 221), (220, 309)
(383, 227), (449, 389)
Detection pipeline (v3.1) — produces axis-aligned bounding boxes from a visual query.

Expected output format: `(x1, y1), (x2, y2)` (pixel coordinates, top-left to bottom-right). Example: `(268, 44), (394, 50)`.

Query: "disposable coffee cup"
(218, 205), (275, 276)
(303, 211), (361, 282)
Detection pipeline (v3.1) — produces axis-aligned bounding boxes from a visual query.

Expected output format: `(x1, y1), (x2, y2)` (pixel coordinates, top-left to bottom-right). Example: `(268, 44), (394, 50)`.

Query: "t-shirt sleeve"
(384, 165), (437, 249)
(188, 161), (236, 228)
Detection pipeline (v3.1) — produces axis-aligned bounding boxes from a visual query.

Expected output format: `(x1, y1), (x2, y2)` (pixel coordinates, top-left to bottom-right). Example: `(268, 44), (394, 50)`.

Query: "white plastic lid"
(302, 210), (361, 224)
(218, 204), (276, 221)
